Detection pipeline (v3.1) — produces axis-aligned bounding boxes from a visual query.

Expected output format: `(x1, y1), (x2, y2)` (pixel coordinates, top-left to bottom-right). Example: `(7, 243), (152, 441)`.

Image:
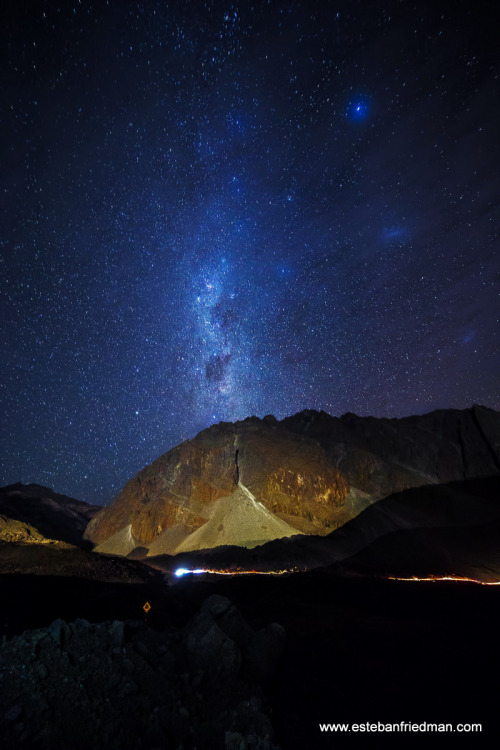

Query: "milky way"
(1, 1), (498, 504)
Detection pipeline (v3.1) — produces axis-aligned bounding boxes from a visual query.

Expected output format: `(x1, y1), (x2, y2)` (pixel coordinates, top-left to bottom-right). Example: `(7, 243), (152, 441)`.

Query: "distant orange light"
(173, 567), (299, 577)
(386, 575), (500, 586)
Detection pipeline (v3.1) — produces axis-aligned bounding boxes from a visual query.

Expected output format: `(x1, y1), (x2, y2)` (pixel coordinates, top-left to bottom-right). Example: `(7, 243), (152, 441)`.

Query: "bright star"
(348, 100), (369, 120)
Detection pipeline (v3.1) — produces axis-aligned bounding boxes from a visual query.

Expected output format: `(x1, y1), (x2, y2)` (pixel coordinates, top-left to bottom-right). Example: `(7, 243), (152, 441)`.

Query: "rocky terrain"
(0, 515), (62, 546)
(0, 484), (100, 549)
(85, 406), (500, 557)
(0, 595), (283, 750)
(1, 560), (498, 750)
(0, 539), (163, 585)
(151, 484), (301, 556)
(0, 482), (164, 593)
(142, 476), (500, 585)
(172, 568), (500, 750)
(1, 403), (499, 749)
(85, 418), (352, 554)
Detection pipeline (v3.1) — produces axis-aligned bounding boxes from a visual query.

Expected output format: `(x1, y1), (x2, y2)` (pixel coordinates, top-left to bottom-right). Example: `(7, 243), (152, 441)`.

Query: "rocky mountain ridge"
(85, 405), (500, 556)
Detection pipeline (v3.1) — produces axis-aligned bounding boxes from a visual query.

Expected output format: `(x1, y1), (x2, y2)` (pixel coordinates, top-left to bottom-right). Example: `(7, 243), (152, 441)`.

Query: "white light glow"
(174, 568), (206, 577)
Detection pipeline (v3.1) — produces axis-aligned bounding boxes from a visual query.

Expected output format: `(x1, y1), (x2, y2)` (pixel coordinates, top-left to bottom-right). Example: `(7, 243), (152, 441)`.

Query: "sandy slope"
(174, 483), (302, 553)
(93, 524), (139, 556)
(146, 523), (193, 557)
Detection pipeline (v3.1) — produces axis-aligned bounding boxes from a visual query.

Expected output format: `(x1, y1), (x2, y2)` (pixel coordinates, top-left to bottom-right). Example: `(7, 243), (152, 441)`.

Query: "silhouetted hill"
(0, 483), (100, 549)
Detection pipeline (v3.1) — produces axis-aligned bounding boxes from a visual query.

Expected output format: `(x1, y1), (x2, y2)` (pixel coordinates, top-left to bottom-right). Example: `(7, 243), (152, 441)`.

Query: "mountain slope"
(174, 483), (301, 553)
(85, 419), (352, 549)
(93, 524), (141, 556)
(159, 476), (500, 583)
(0, 483), (100, 548)
(85, 406), (500, 555)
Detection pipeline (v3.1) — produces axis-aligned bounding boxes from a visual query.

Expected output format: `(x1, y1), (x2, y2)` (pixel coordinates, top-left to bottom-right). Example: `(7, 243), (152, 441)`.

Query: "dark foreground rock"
(0, 595), (283, 750)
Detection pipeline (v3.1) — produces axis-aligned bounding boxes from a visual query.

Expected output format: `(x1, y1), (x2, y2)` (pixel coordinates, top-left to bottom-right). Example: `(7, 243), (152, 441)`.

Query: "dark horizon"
(2, 1), (499, 505)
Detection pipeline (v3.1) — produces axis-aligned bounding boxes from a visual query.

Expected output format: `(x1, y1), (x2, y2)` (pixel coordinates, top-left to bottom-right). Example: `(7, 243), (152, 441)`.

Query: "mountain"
(93, 524), (146, 556)
(85, 416), (352, 553)
(0, 483), (100, 549)
(167, 483), (301, 554)
(85, 405), (500, 559)
(2, 411), (500, 749)
(153, 475), (499, 584)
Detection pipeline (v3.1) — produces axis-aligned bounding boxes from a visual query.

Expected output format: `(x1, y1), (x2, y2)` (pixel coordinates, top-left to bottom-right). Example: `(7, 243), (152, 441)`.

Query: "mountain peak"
(85, 406), (500, 558)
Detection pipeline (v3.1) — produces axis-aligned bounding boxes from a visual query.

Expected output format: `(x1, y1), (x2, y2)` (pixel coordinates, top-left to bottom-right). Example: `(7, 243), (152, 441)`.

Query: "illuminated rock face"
(174, 484), (302, 553)
(85, 419), (352, 550)
(85, 406), (500, 553)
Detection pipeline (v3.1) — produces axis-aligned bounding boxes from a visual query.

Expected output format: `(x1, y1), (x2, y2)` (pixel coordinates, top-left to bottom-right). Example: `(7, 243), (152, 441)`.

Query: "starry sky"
(1, 0), (499, 505)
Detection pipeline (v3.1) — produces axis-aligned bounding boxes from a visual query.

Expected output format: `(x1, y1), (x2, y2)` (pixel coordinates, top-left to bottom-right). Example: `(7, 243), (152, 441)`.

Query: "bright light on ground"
(174, 568), (206, 577)
(174, 568), (499, 583)
(173, 566), (299, 577)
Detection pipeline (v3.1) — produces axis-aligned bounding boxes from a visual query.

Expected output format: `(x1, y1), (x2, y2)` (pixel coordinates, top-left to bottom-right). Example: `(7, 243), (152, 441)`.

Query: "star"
(1, 1), (497, 503)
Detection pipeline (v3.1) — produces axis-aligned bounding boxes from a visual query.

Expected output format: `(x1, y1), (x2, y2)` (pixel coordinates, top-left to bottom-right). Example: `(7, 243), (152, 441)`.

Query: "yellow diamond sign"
(143, 602), (151, 613)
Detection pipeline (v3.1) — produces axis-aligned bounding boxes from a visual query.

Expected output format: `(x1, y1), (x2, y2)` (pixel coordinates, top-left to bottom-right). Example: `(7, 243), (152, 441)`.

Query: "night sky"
(2, 1), (499, 505)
